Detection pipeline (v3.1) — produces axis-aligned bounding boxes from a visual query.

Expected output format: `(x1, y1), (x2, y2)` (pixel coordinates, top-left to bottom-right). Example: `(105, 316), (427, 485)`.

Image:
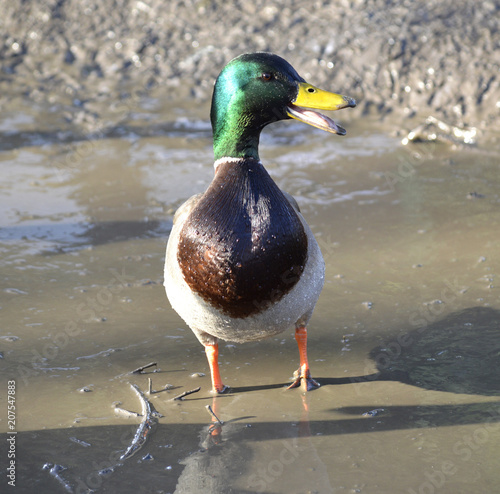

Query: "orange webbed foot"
(287, 367), (320, 391)
(212, 384), (230, 394)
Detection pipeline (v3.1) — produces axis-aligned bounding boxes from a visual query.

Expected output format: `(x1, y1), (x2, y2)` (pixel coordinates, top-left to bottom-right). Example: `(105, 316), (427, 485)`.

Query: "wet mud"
(1, 107), (500, 493)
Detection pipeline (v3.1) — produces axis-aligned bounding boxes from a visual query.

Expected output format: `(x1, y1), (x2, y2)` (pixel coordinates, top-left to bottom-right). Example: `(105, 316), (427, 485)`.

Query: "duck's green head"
(210, 52), (356, 161)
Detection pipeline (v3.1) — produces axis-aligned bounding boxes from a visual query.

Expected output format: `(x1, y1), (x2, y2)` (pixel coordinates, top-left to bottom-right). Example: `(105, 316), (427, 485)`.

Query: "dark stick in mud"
(131, 362), (158, 374)
(147, 377), (174, 394)
(172, 387), (201, 401)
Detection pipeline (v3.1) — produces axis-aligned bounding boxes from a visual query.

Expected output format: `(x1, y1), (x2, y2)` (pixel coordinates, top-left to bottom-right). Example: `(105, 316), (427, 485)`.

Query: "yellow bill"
(287, 82), (356, 135)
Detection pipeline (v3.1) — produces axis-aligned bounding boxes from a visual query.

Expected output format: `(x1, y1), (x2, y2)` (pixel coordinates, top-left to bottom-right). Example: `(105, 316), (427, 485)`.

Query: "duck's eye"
(261, 72), (273, 81)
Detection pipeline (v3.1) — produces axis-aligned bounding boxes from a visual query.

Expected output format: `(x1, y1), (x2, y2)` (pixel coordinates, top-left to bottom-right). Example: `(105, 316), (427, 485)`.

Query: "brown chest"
(178, 159), (308, 319)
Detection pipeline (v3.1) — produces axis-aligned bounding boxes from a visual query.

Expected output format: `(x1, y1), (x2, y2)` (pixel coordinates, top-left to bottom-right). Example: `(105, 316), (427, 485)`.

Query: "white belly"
(164, 202), (325, 345)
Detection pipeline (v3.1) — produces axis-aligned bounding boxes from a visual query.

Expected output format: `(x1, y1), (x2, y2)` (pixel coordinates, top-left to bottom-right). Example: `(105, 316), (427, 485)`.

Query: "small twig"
(114, 406), (142, 418)
(131, 362), (157, 374)
(172, 386), (201, 401)
(205, 404), (224, 425)
(112, 401), (143, 418)
(148, 377), (176, 394)
(69, 437), (91, 448)
(120, 384), (163, 461)
(42, 464), (73, 493)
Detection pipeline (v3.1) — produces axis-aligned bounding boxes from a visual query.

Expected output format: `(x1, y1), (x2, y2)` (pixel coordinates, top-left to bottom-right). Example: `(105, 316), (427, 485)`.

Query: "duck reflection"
(174, 392), (335, 493)
(174, 395), (252, 493)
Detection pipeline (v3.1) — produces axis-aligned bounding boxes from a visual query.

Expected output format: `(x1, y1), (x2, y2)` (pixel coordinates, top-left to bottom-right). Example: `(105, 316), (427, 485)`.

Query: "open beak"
(286, 82), (356, 135)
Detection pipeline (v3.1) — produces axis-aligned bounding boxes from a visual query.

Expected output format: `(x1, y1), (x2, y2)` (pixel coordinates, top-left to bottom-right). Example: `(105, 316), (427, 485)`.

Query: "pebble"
(190, 372), (205, 378)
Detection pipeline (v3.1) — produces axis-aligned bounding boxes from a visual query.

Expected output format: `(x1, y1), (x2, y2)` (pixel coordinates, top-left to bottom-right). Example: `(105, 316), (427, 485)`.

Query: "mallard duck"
(164, 52), (355, 393)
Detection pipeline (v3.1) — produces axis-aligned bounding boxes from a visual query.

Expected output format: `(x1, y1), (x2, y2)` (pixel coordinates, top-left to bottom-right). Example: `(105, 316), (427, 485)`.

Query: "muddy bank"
(1, 0), (499, 134)
(1, 120), (500, 493)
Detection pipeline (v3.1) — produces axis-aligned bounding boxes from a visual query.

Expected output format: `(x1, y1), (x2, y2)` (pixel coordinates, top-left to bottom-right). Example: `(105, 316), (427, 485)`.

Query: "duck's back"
(177, 158), (308, 319)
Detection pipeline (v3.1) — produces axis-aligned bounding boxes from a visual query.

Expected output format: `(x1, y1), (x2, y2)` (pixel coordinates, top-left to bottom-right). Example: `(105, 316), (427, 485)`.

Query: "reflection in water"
(174, 394), (335, 493)
(174, 396), (253, 493)
(367, 307), (500, 396)
(0, 119), (211, 258)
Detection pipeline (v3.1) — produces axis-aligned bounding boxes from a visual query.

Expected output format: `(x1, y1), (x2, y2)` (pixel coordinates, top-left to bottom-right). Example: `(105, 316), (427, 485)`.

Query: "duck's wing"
(172, 193), (204, 226)
(282, 190), (301, 214)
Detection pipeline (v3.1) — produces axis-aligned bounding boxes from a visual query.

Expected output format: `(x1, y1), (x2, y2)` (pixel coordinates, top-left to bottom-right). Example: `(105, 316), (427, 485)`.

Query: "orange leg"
(207, 396), (223, 443)
(287, 326), (320, 391)
(205, 344), (228, 394)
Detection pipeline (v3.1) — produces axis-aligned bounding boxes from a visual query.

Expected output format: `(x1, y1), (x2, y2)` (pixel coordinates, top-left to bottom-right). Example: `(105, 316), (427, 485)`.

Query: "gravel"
(1, 0), (499, 132)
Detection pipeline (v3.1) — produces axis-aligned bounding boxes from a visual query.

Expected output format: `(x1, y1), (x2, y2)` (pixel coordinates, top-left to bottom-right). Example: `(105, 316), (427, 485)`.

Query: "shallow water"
(1, 100), (500, 494)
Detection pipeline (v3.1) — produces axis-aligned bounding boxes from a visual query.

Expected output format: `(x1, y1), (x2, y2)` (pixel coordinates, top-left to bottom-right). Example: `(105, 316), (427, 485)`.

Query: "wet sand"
(1, 99), (500, 493)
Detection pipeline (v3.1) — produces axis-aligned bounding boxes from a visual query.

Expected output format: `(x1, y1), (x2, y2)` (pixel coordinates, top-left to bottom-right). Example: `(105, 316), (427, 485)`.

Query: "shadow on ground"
(7, 398), (500, 493)
(364, 306), (500, 396)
